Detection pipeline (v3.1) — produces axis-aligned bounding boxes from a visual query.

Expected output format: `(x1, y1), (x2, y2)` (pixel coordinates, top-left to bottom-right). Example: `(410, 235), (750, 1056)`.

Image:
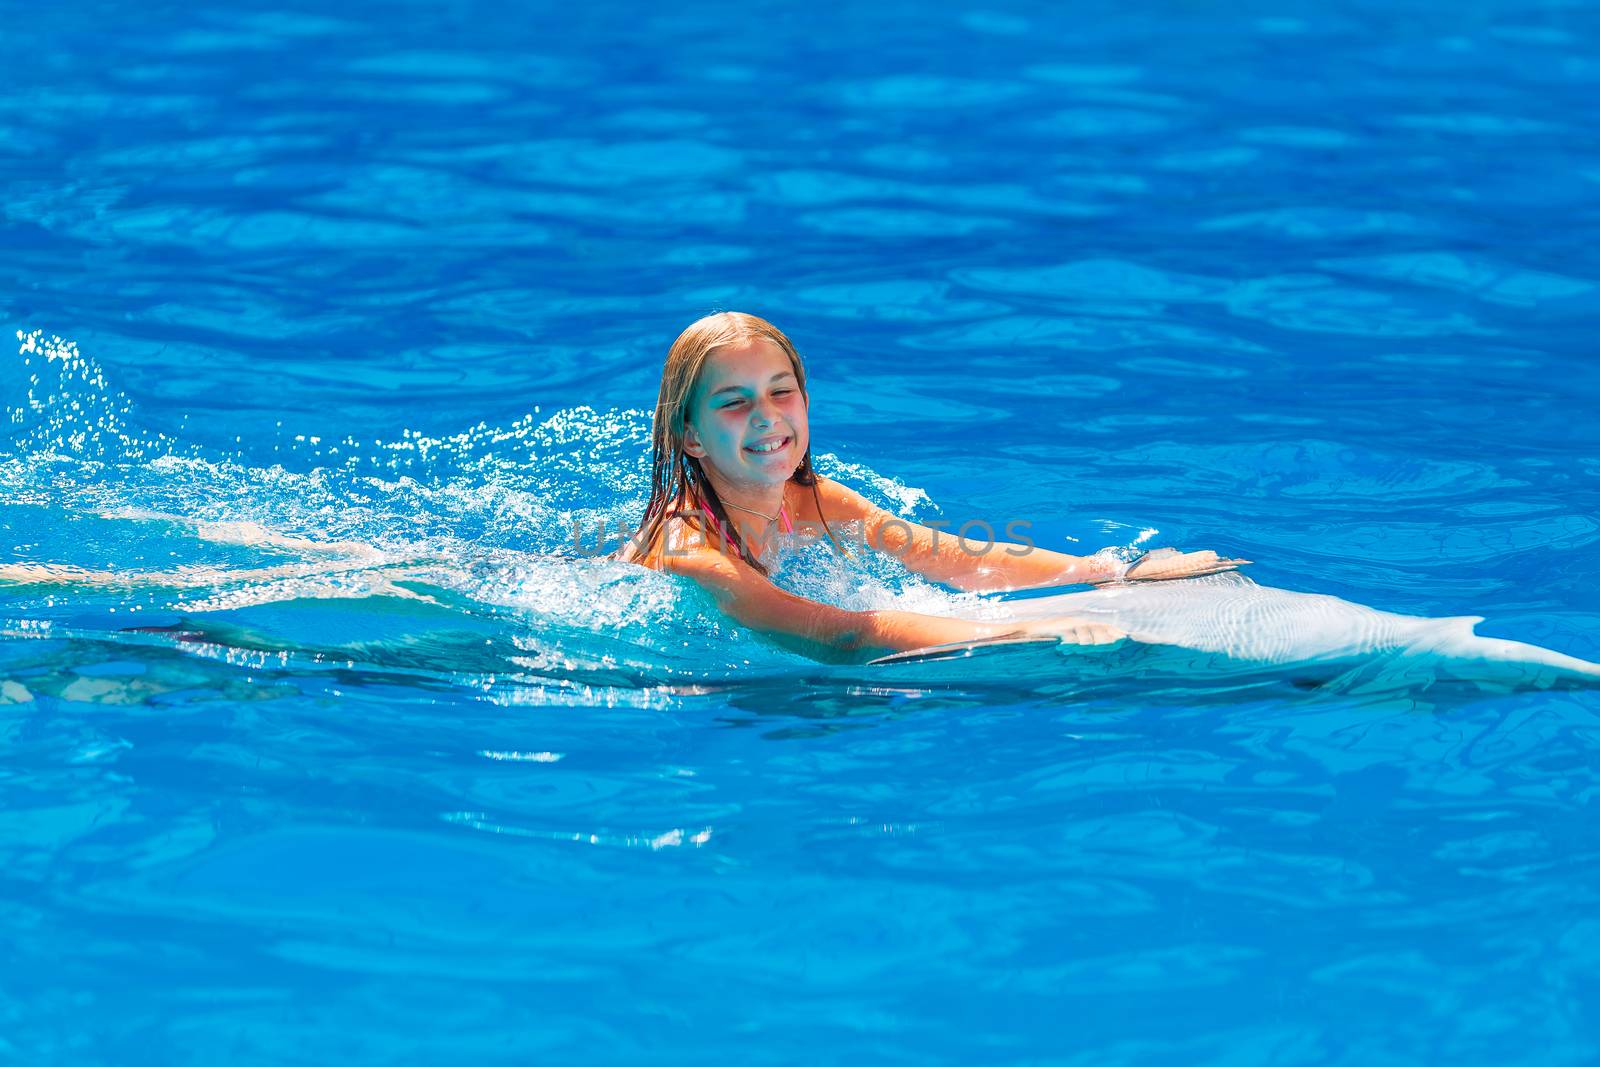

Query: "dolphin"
(871, 572), (1600, 693)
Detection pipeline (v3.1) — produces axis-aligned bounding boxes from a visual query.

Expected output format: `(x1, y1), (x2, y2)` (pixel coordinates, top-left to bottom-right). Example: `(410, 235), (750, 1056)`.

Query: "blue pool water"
(4, 0), (1600, 1062)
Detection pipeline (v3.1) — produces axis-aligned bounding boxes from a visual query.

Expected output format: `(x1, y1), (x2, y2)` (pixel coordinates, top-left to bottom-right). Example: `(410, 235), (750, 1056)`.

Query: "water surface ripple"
(3, 0), (1599, 1063)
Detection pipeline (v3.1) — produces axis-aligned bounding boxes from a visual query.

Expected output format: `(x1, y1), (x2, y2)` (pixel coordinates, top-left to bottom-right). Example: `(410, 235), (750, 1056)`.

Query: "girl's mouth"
(744, 435), (791, 456)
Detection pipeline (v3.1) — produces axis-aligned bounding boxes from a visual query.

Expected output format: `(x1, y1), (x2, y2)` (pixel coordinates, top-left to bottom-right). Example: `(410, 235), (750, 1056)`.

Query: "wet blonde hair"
(621, 311), (838, 575)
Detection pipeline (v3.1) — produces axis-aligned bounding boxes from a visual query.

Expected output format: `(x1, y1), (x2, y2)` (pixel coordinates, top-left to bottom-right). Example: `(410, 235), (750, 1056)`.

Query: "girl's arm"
(660, 531), (1124, 662)
(810, 477), (1247, 593)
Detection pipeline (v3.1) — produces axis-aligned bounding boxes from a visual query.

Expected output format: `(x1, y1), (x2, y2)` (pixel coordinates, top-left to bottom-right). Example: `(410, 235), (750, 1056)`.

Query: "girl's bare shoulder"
(621, 513), (728, 575)
(802, 474), (884, 522)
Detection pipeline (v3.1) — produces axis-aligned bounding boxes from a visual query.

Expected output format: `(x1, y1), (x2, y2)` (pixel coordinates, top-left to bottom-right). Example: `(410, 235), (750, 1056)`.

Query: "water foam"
(2, 330), (990, 678)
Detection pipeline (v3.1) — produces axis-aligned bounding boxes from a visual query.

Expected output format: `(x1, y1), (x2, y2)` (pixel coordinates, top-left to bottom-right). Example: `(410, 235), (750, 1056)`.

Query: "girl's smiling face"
(683, 339), (809, 490)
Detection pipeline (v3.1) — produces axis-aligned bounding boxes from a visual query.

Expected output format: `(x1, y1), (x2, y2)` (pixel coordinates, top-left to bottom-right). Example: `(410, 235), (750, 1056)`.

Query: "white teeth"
(746, 437), (787, 453)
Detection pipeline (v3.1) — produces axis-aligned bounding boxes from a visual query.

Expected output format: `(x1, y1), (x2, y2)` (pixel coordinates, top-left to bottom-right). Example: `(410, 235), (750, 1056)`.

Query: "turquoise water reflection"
(4, 0), (1600, 1062)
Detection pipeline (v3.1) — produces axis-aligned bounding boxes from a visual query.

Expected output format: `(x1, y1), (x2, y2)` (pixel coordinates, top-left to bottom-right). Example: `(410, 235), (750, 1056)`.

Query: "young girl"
(616, 311), (1248, 661)
(0, 312), (1243, 664)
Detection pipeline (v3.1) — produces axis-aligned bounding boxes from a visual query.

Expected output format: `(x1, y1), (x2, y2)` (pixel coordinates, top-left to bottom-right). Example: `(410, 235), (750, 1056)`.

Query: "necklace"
(718, 497), (783, 524)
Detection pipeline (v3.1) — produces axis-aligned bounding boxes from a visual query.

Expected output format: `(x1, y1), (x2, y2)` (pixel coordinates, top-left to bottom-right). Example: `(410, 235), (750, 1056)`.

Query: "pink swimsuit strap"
(701, 500), (792, 549)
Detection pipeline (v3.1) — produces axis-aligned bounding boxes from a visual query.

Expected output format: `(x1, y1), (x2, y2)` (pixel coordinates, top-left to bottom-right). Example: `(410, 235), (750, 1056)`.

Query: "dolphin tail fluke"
(1467, 635), (1600, 679)
(1428, 616), (1600, 687)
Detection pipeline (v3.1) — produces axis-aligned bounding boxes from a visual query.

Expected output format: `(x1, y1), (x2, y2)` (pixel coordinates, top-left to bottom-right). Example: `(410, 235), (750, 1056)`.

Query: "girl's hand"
(1095, 547), (1250, 585)
(1012, 616), (1129, 646)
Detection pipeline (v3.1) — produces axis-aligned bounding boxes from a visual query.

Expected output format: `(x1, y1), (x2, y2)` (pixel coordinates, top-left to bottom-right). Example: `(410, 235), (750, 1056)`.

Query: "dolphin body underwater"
(4, 523), (1594, 694)
(870, 571), (1600, 694)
